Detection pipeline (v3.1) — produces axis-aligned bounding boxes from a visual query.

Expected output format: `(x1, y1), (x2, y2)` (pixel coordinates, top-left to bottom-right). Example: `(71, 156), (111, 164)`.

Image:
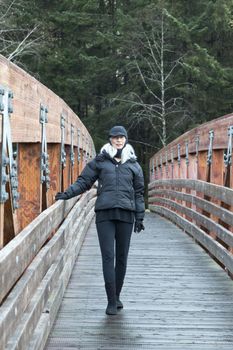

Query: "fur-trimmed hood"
(100, 143), (137, 164)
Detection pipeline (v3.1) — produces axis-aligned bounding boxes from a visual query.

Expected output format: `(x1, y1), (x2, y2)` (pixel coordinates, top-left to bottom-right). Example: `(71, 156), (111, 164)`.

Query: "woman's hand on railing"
(134, 220), (145, 233)
(55, 192), (70, 200)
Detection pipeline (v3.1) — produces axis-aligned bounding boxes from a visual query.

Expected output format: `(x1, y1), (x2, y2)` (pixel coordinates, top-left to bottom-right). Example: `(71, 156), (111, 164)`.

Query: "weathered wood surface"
(151, 112), (233, 163)
(150, 197), (233, 247)
(150, 206), (233, 275)
(0, 195), (77, 304)
(0, 54), (96, 245)
(0, 191), (96, 350)
(0, 54), (92, 147)
(148, 179), (233, 207)
(0, 189), (94, 305)
(17, 143), (42, 231)
(149, 189), (233, 227)
(45, 213), (233, 350)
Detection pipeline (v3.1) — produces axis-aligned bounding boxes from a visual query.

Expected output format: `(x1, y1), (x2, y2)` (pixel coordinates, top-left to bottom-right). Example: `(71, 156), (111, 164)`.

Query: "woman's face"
(111, 135), (126, 149)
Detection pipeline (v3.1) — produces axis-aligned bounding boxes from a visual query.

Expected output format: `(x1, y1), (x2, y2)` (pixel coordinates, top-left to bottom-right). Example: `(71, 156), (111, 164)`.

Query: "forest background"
(1, 0), (233, 185)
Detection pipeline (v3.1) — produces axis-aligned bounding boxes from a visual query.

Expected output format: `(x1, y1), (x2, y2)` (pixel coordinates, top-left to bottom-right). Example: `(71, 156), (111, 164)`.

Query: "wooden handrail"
(149, 179), (233, 206)
(0, 55), (91, 145)
(149, 188), (233, 227)
(151, 206), (233, 273)
(150, 197), (233, 246)
(0, 54), (99, 350)
(150, 112), (233, 162)
(149, 112), (233, 276)
(0, 189), (96, 349)
(0, 54), (96, 246)
(0, 195), (78, 304)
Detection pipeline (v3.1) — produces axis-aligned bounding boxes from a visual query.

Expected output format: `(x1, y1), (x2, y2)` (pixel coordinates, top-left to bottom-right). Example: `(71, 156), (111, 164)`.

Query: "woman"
(55, 125), (145, 315)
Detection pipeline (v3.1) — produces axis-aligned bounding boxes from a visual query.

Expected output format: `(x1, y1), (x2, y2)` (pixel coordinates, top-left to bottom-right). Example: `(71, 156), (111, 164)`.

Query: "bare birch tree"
(115, 7), (191, 147)
(0, 0), (42, 64)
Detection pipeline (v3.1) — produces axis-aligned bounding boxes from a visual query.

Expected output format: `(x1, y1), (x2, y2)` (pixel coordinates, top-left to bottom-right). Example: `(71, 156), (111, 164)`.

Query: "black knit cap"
(109, 125), (128, 139)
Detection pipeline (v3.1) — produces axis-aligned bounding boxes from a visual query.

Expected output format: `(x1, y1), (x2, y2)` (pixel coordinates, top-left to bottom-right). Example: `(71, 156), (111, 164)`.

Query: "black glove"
(55, 191), (69, 201)
(134, 220), (145, 233)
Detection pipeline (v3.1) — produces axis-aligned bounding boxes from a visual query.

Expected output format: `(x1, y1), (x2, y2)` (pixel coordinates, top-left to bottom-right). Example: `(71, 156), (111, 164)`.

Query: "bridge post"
(0, 87), (20, 246)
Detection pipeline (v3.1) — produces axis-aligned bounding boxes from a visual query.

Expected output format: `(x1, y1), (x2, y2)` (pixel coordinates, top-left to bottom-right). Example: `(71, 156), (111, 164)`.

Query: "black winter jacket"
(64, 143), (145, 220)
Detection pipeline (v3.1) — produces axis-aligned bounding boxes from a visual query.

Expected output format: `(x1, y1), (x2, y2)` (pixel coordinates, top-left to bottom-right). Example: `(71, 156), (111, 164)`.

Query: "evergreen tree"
(7, 0), (233, 171)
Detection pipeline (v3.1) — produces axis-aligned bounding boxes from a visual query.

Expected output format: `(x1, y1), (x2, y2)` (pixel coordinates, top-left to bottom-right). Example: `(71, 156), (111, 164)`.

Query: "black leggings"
(96, 220), (133, 296)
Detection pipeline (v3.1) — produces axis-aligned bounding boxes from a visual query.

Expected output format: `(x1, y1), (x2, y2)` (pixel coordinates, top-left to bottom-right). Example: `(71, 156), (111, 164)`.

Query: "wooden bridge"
(1, 55), (233, 349)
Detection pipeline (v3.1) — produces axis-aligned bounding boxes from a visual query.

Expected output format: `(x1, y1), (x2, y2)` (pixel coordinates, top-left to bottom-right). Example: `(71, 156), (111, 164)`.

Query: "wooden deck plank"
(45, 213), (233, 350)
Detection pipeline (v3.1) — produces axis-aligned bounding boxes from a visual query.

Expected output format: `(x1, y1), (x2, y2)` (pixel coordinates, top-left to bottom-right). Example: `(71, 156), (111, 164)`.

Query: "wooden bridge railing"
(0, 56), (97, 349)
(0, 189), (96, 350)
(148, 113), (233, 275)
(0, 54), (95, 247)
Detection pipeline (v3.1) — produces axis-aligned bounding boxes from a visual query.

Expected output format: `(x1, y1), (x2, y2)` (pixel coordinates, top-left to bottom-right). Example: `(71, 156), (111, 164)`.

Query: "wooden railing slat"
(149, 179), (233, 207)
(0, 193), (91, 348)
(150, 197), (233, 247)
(149, 205), (233, 274)
(0, 55), (92, 146)
(27, 207), (95, 350)
(149, 188), (233, 227)
(0, 196), (80, 304)
(1, 190), (96, 349)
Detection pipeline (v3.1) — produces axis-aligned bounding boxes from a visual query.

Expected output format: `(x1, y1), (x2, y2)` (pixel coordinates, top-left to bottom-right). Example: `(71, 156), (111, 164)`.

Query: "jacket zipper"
(115, 163), (119, 198)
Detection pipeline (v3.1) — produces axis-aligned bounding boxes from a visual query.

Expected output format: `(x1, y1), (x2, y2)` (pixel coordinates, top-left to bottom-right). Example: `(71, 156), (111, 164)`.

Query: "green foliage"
(3, 0), (233, 175)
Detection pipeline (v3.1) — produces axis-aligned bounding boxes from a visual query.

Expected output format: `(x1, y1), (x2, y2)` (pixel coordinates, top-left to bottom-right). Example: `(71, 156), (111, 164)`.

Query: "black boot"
(116, 296), (123, 309)
(116, 276), (124, 309)
(105, 283), (117, 315)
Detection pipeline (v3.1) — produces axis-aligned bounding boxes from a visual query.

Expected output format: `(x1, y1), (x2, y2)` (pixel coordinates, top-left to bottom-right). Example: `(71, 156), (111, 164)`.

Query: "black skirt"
(95, 208), (134, 224)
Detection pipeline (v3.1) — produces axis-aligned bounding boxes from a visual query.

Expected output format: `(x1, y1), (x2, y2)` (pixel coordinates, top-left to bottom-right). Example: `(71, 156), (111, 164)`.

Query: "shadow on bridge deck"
(45, 213), (233, 350)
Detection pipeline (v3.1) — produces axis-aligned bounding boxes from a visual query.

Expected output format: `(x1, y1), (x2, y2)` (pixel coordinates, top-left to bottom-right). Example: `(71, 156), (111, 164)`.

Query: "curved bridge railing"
(0, 54), (95, 247)
(148, 113), (233, 276)
(0, 190), (96, 350)
(0, 56), (96, 349)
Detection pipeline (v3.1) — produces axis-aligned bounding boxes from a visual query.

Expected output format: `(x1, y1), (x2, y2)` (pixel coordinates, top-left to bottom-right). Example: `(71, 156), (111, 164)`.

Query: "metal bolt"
(2, 174), (9, 184)
(8, 91), (13, 99)
(13, 200), (19, 209)
(3, 157), (10, 166)
(0, 192), (9, 202)
(8, 106), (13, 114)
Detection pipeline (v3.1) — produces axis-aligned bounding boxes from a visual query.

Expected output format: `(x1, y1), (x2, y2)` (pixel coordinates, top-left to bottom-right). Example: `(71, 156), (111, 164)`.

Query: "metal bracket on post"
(40, 104), (50, 190)
(60, 114), (66, 168)
(177, 144), (181, 167)
(224, 126), (233, 167)
(0, 87), (20, 210)
(185, 141), (189, 166)
(12, 144), (19, 209)
(207, 130), (214, 165)
(195, 135), (199, 163)
(70, 124), (75, 167)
